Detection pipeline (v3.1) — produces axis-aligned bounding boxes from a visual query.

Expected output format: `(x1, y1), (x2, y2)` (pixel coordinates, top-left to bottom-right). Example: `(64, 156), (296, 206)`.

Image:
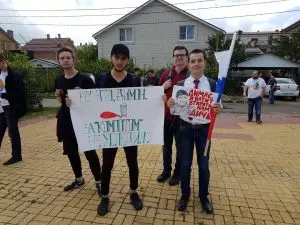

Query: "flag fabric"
(204, 32), (238, 156)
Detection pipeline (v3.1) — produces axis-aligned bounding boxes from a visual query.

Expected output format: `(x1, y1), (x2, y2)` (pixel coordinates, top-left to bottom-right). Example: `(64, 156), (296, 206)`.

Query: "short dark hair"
(111, 44), (130, 59)
(176, 89), (188, 98)
(188, 49), (207, 61)
(173, 46), (188, 57)
(148, 69), (154, 73)
(0, 53), (6, 61)
(56, 46), (75, 60)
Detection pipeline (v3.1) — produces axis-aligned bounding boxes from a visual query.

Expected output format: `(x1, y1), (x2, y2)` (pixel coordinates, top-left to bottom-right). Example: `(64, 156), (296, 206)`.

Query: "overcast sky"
(0, 0), (299, 45)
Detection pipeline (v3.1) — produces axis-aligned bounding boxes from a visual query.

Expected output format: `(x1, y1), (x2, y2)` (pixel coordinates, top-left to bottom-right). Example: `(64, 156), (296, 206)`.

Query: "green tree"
(271, 30), (300, 63)
(7, 52), (44, 109)
(76, 43), (98, 63)
(206, 32), (246, 75)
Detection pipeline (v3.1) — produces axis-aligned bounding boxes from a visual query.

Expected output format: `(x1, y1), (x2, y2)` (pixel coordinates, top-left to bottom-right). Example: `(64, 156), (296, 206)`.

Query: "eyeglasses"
(173, 54), (186, 58)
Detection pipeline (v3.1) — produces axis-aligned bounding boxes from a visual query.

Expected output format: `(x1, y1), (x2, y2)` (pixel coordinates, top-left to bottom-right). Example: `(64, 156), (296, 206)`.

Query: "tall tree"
(206, 32), (246, 69)
(271, 30), (300, 63)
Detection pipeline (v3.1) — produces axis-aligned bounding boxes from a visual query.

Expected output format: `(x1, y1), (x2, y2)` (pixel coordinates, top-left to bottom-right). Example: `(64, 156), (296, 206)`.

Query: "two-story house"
(0, 28), (19, 52)
(92, 0), (224, 68)
(21, 34), (75, 61)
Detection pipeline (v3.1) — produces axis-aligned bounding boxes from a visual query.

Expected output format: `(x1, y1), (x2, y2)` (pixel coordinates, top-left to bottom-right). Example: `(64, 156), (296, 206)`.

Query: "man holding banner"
(167, 49), (222, 213)
(54, 47), (102, 195)
(95, 44), (143, 216)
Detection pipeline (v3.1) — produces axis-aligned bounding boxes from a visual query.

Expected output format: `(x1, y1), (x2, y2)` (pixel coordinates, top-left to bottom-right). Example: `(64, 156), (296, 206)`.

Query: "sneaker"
(130, 192), (143, 210)
(97, 197), (109, 216)
(177, 196), (189, 211)
(96, 182), (102, 197)
(247, 119), (252, 122)
(3, 157), (22, 165)
(64, 179), (85, 191)
(256, 120), (262, 124)
(169, 174), (180, 186)
(157, 172), (171, 183)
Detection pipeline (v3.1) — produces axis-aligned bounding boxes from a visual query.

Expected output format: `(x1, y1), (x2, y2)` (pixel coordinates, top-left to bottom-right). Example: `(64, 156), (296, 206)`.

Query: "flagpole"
(204, 31), (238, 157)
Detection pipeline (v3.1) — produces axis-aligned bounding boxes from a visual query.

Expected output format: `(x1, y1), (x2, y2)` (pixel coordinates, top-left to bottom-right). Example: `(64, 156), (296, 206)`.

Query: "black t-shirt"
(55, 73), (95, 138)
(146, 75), (160, 86)
(269, 78), (277, 90)
(101, 72), (141, 88)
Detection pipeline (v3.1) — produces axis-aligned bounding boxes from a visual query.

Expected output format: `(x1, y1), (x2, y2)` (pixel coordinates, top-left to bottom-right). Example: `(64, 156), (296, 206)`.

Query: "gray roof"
(245, 47), (264, 55)
(236, 53), (300, 69)
(92, 0), (224, 39)
(30, 58), (60, 68)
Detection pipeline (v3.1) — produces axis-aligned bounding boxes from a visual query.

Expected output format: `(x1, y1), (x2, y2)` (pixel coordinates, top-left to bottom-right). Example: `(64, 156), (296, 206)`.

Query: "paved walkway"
(0, 113), (299, 225)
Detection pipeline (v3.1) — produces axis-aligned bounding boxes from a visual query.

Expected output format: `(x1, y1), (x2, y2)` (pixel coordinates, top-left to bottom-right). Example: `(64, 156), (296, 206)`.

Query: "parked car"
(266, 77), (299, 101)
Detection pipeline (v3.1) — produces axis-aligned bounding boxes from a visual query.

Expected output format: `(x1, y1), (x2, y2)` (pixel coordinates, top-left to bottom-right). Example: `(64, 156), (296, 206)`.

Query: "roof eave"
(92, 0), (224, 40)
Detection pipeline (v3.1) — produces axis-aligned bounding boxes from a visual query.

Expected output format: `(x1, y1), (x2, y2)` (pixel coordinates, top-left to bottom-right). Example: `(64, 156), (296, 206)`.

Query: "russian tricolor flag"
(214, 32), (238, 102)
(204, 32), (238, 156)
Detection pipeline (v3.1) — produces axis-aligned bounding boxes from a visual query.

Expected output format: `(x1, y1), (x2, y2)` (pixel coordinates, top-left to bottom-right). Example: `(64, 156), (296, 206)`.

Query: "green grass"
(20, 107), (59, 122)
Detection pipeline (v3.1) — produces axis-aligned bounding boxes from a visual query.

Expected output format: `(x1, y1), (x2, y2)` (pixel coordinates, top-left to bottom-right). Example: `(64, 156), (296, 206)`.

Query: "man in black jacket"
(0, 53), (26, 165)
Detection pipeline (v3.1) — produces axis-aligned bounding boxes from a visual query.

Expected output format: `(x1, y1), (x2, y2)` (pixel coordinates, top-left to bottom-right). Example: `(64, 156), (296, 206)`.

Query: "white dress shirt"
(180, 75), (213, 125)
(0, 70), (9, 107)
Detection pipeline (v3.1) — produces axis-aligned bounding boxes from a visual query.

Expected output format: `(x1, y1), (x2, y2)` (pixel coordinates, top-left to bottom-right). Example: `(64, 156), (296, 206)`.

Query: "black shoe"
(177, 196), (189, 211)
(97, 197), (109, 216)
(169, 174), (180, 186)
(157, 172), (171, 183)
(3, 157), (22, 165)
(200, 198), (214, 214)
(130, 192), (143, 210)
(96, 182), (102, 197)
(256, 120), (262, 124)
(64, 179), (85, 191)
(248, 119), (252, 122)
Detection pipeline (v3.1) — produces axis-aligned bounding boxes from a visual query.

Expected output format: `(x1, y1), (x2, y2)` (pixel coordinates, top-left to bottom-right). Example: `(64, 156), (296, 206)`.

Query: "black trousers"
(101, 146), (138, 195)
(63, 137), (101, 181)
(0, 105), (22, 159)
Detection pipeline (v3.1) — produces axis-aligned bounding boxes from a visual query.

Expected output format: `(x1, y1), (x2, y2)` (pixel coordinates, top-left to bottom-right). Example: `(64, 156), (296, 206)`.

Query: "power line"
(0, 10), (299, 26)
(0, 0), (216, 12)
(0, 0), (291, 18)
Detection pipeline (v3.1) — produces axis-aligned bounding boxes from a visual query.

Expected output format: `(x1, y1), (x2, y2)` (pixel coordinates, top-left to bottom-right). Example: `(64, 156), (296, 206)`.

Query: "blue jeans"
(248, 96), (262, 122)
(0, 105), (22, 159)
(179, 123), (210, 199)
(162, 117), (181, 175)
(269, 90), (275, 104)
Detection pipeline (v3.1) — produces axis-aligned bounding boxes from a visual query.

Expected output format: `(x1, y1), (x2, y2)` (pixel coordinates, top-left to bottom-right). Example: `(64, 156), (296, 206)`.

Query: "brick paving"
(0, 113), (299, 225)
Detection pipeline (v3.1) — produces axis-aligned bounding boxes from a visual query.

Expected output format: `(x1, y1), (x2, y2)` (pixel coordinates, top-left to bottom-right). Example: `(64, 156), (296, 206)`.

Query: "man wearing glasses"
(157, 46), (189, 186)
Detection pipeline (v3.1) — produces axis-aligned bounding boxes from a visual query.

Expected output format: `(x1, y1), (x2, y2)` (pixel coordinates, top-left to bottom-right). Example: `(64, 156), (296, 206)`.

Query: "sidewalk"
(0, 113), (299, 225)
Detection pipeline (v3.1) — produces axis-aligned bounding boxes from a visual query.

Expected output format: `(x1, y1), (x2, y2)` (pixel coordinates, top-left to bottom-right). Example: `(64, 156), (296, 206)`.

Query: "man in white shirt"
(167, 49), (222, 214)
(243, 71), (266, 124)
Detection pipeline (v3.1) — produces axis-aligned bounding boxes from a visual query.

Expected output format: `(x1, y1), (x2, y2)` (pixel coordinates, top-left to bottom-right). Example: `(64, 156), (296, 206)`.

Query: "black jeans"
(63, 137), (101, 181)
(248, 96), (262, 121)
(0, 105), (22, 159)
(162, 117), (181, 175)
(101, 146), (138, 196)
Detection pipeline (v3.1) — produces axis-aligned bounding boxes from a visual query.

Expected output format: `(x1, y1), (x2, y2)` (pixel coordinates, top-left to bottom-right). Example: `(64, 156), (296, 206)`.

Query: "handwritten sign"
(68, 87), (164, 152)
(170, 85), (217, 123)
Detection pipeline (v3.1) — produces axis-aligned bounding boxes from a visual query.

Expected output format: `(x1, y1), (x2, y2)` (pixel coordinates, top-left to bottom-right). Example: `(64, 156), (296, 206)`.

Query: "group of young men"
(53, 44), (222, 216)
(0, 43), (226, 216)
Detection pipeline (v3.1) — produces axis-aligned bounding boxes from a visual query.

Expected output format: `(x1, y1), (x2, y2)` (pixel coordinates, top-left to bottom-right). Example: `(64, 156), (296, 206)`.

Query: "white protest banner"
(68, 87), (164, 152)
(170, 85), (217, 124)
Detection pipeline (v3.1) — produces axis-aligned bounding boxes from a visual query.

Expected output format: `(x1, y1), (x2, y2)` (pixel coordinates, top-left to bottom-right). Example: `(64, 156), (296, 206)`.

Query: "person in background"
(268, 74), (277, 104)
(243, 70), (266, 124)
(145, 69), (159, 86)
(0, 53), (26, 165)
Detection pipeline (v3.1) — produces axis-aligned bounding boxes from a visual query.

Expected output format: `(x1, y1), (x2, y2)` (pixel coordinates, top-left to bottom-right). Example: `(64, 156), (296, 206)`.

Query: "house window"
(179, 25), (195, 40)
(120, 28), (133, 42)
